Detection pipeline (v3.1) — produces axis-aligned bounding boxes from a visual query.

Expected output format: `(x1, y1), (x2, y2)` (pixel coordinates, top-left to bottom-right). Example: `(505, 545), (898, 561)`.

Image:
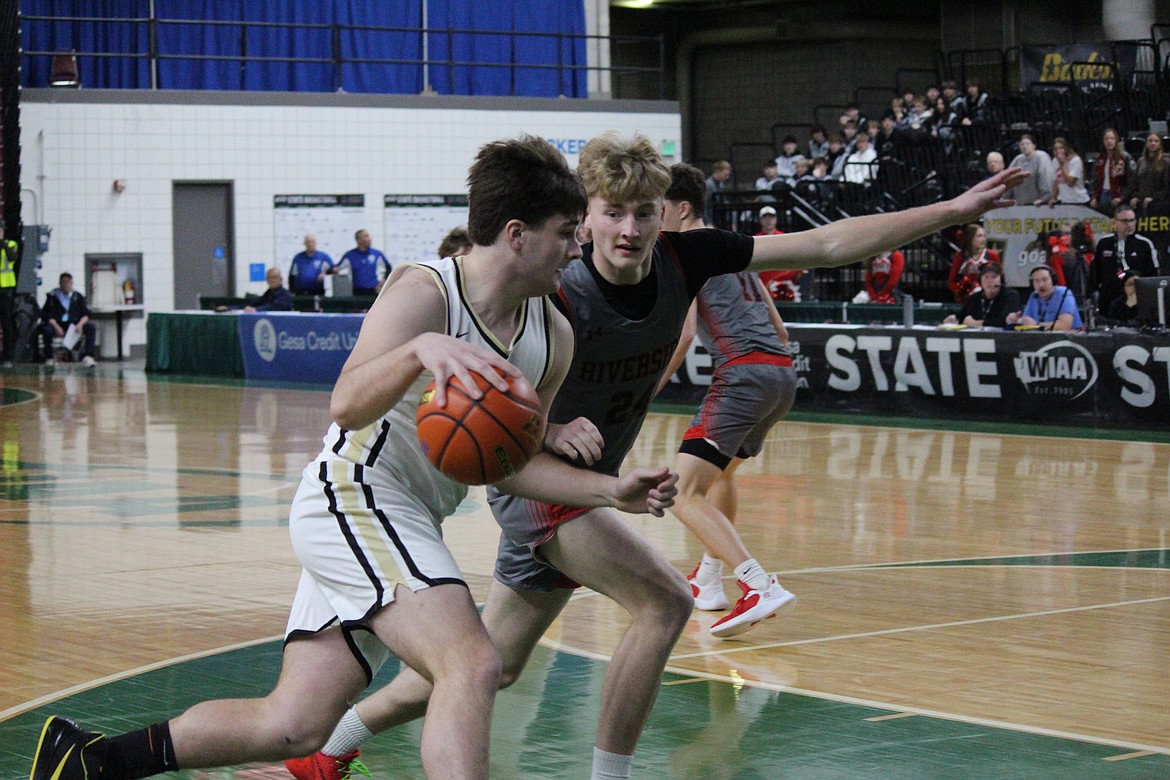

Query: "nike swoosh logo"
(49, 746), (75, 780)
(455, 331), (470, 339)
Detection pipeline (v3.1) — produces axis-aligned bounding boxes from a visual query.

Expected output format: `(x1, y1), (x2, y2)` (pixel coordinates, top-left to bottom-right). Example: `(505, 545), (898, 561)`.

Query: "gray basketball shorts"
(680, 361), (797, 468)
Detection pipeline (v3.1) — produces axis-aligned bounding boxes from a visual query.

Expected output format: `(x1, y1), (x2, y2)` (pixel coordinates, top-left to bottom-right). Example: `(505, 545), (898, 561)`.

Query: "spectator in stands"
(889, 97), (908, 128)
(774, 136), (803, 181)
(755, 206), (804, 302)
(941, 80), (963, 114)
(791, 156), (811, 183)
(1007, 134), (1053, 205)
(287, 233), (334, 296)
(704, 159), (733, 225)
(1089, 128), (1134, 215)
(1091, 205), (1161, 314)
(338, 229), (391, 296)
(986, 151), (1005, 175)
(1015, 264), (1083, 331)
(797, 156), (837, 213)
(947, 222), (999, 303)
(842, 132), (877, 184)
(1049, 137), (1089, 205)
(959, 78), (989, 126)
(754, 160), (783, 202)
(756, 204), (781, 236)
(945, 263), (1020, 328)
(924, 84), (942, 105)
(1127, 132), (1169, 215)
(904, 96), (933, 144)
(437, 225), (472, 258)
(840, 120), (860, 155)
(825, 133), (847, 176)
(40, 272), (96, 367)
(930, 95), (961, 152)
(807, 125), (829, 160)
(873, 111), (902, 157)
(838, 103), (867, 135)
(1106, 272), (1143, 326)
(863, 249), (904, 304)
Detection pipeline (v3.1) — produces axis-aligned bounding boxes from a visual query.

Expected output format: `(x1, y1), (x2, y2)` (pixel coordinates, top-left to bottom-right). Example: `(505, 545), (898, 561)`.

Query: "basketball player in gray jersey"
(294, 134), (1028, 779)
(658, 163), (799, 638)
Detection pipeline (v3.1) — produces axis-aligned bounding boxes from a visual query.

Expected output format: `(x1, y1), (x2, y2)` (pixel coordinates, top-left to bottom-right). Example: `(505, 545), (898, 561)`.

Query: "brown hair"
(962, 223), (985, 256)
(664, 163), (706, 215)
(465, 135), (586, 246)
(437, 226), (472, 258)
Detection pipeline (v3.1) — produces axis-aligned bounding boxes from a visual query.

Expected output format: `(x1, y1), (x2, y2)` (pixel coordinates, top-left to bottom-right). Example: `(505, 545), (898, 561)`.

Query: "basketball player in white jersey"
(29, 136), (678, 780)
(287, 136), (1029, 779)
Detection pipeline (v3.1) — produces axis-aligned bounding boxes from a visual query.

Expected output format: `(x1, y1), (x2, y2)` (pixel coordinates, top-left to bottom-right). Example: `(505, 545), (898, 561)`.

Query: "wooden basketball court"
(1, 364), (1168, 778)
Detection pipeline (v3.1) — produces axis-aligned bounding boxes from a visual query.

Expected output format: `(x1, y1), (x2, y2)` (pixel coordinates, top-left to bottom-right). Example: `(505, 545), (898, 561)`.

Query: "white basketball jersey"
(309, 256), (558, 516)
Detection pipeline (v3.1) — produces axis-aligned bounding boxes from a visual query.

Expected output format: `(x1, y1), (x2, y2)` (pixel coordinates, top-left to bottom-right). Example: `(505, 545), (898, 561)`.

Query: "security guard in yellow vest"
(0, 237), (19, 363)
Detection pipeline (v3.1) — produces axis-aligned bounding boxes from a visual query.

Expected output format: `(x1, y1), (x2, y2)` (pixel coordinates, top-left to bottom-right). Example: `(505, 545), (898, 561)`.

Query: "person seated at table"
(1009, 264), (1082, 331)
(944, 263), (1020, 328)
(40, 272), (97, 367)
(216, 268), (293, 313)
(1106, 272), (1142, 327)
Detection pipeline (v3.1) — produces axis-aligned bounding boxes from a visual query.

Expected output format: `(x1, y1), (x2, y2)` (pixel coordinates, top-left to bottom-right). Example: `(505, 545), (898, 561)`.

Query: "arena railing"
(20, 13), (666, 99)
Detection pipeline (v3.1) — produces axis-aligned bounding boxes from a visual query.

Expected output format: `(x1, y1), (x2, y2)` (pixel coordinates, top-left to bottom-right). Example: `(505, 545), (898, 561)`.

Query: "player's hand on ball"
(613, 467), (679, 517)
(413, 332), (522, 407)
(545, 417), (604, 465)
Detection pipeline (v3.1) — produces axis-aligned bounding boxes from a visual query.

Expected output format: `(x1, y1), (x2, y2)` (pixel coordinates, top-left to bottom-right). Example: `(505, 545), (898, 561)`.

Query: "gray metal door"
(172, 182), (233, 309)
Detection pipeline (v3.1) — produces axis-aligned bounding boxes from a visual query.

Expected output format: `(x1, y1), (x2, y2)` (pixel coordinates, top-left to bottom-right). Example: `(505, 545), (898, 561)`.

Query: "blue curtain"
(336, 0), (423, 95)
(427, 0), (585, 98)
(21, 0), (152, 89)
(20, 0), (584, 96)
(155, 0), (245, 90)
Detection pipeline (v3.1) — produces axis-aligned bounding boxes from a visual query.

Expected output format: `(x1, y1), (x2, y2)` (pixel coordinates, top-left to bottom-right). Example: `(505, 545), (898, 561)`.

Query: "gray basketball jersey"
(548, 249), (691, 475)
(695, 271), (790, 369)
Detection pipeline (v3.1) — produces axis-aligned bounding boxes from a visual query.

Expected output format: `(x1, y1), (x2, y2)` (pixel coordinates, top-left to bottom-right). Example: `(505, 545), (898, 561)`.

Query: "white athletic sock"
(591, 747), (634, 780)
(695, 553), (723, 584)
(733, 559), (770, 592)
(321, 708), (374, 757)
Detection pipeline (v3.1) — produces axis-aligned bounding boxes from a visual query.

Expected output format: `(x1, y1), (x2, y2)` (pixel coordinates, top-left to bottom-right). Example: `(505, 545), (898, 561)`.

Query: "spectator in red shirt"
(755, 206), (804, 301)
(864, 249), (904, 304)
(947, 223), (999, 303)
(1090, 128), (1134, 215)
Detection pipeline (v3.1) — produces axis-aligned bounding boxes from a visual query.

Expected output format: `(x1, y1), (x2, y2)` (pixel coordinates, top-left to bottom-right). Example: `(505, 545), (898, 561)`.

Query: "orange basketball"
(416, 369), (545, 485)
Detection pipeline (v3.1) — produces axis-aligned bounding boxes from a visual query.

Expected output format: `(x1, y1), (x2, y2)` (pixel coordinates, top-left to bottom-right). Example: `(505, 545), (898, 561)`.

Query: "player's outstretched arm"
(748, 167), (1030, 272)
(331, 268), (519, 429)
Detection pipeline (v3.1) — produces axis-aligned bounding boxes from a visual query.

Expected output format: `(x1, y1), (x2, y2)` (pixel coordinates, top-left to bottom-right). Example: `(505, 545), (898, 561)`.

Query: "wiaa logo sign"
(1012, 340), (1098, 399)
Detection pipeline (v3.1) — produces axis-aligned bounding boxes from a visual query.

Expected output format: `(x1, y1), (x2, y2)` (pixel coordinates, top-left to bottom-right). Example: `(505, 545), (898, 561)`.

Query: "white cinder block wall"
(19, 90), (682, 356)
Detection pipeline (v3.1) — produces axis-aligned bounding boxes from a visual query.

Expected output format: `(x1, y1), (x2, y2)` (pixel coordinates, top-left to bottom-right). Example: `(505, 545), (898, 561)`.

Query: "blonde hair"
(577, 132), (672, 203)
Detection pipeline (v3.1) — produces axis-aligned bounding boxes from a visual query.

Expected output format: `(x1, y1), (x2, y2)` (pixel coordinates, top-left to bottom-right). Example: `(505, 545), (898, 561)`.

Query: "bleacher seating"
(714, 34), (1170, 304)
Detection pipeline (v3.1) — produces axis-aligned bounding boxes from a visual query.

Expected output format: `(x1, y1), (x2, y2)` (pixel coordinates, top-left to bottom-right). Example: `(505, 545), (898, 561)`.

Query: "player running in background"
(657, 162), (798, 638)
